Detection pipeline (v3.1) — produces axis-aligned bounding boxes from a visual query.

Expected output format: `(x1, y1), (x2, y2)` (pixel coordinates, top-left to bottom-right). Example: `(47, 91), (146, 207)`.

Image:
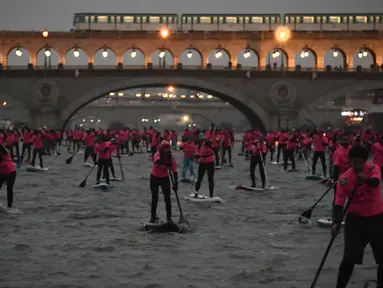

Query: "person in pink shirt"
(31, 130), (45, 168)
(4, 129), (15, 160)
(106, 138), (119, 179)
(20, 127), (34, 163)
(249, 140), (266, 188)
(332, 145), (383, 288)
(94, 136), (112, 185)
(83, 129), (97, 165)
(181, 138), (196, 182)
(284, 134), (298, 171)
(372, 135), (383, 177)
(311, 129), (328, 177)
(150, 141), (178, 223)
(194, 139), (215, 198)
(151, 132), (161, 158)
(0, 146), (17, 209)
(221, 129), (234, 167)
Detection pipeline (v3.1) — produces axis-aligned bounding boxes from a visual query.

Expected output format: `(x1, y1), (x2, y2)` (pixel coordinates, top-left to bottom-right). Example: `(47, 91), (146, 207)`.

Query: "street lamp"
(73, 49), (80, 58)
(15, 48), (22, 57)
(243, 50), (251, 59)
(44, 48), (51, 69)
(131, 49), (137, 58)
(159, 50), (166, 59)
(183, 115), (189, 122)
(44, 49), (51, 57)
(160, 28), (169, 39)
(102, 49), (108, 58)
(274, 26), (291, 68)
(42, 29), (49, 38)
(168, 86), (174, 92)
(215, 50), (223, 59)
(333, 50), (339, 57)
(187, 50), (193, 59)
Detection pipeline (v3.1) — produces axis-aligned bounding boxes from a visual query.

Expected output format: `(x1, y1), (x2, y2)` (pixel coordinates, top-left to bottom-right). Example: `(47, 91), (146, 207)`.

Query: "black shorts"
(343, 212), (383, 264)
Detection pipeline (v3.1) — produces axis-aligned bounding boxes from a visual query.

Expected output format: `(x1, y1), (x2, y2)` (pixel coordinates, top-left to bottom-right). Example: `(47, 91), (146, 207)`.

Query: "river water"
(0, 147), (377, 287)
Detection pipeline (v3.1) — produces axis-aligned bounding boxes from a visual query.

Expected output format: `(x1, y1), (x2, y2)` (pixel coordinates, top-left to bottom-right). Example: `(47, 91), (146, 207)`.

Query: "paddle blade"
(79, 180), (86, 187)
(179, 215), (191, 228)
(299, 209), (313, 224)
(66, 155), (74, 165)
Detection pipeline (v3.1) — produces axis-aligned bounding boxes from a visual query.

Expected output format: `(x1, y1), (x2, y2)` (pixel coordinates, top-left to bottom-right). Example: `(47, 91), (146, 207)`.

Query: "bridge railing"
(2, 63), (383, 73)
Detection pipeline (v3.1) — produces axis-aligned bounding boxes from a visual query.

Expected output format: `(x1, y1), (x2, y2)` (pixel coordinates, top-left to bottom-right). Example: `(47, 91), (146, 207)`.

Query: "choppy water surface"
(0, 147), (377, 287)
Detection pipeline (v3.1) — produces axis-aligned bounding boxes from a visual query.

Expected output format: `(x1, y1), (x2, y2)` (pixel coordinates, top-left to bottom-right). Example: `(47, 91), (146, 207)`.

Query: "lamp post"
(44, 46), (51, 69)
(159, 28), (170, 68)
(274, 26), (291, 70)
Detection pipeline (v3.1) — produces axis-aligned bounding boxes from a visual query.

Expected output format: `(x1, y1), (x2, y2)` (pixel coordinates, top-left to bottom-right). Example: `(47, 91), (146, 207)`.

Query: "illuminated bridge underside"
(0, 69), (383, 131)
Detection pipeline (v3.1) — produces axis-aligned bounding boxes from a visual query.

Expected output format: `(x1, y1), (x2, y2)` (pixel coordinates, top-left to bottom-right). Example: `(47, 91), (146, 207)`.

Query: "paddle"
(65, 152), (76, 165)
(117, 154), (125, 180)
(169, 169), (190, 227)
(298, 181), (337, 224)
(309, 185), (358, 288)
(79, 164), (97, 187)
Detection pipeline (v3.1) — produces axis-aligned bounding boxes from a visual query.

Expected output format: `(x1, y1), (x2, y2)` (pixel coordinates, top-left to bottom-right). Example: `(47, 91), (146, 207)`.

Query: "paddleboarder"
(332, 145), (383, 288)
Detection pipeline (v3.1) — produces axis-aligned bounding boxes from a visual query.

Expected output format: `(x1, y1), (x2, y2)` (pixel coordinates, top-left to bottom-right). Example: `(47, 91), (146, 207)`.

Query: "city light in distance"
(15, 48), (22, 57)
(118, 92), (124, 97)
(42, 29), (49, 38)
(182, 115), (189, 122)
(144, 94), (150, 98)
(109, 92), (115, 96)
(2, 101), (7, 106)
(136, 93), (141, 97)
(168, 86), (174, 92)
(160, 28), (169, 39)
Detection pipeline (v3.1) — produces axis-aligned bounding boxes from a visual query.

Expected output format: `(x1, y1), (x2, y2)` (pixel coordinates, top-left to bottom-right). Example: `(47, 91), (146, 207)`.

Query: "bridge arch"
(298, 82), (383, 125)
(60, 77), (269, 132)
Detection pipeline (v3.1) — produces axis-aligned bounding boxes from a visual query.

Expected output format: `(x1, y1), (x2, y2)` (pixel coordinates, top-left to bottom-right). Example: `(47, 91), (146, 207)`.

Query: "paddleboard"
(26, 166), (49, 172)
(83, 162), (96, 167)
(305, 175), (323, 181)
(0, 203), (23, 214)
(317, 217), (345, 228)
(180, 178), (194, 183)
(93, 183), (111, 189)
(236, 184), (278, 191)
(272, 161), (292, 165)
(184, 193), (223, 203)
(215, 166), (222, 170)
(143, 221), (183, 233)
(77, 151), (84, 155)
(100, 177), (122, 182)
(113, 154), (129, 158)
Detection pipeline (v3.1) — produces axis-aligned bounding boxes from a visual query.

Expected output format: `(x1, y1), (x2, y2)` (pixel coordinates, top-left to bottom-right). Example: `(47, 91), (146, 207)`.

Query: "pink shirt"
(94, 142), (111, 159)
(197, 146), (214, 164)
(0, 149), (16, 175)
(23, 131), (34, 144)
(32, 134), (43, 149)
(183, 142), (196, 159)
(84, 132), (95, 147)
(151, 152), (177, 178)
(333, 145), (352, 174)
(372, 142), (383, 167)
(313, 134), (327, 152)
(335, 163), (383, 217)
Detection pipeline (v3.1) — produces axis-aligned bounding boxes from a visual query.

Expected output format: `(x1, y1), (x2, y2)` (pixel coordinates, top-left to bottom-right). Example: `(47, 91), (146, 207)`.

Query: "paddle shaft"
(169, 170), (184, 219)
(117, 156), (125, 180)
(256, 142), (269, 186)
(309, 181), (337, 210)
(83, 164), (97, 182)
(310, 186), (358, 288)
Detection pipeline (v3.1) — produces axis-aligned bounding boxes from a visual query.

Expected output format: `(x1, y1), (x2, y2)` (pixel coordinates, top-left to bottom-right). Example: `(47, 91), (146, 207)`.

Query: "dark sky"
(1, 0), (382, 30)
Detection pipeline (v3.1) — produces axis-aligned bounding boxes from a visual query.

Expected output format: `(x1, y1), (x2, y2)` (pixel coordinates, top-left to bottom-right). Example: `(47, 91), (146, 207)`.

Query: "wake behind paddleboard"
(184, 193), (223, 203)
(26, 166), (49, 172)
(317, 217), (345, 228)
(93, 183), (111, 189)
(143, 221), (184, 233)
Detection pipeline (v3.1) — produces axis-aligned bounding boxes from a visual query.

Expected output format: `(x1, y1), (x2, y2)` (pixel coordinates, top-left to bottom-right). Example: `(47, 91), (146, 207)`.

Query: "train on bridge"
(73, 13), (383, 32)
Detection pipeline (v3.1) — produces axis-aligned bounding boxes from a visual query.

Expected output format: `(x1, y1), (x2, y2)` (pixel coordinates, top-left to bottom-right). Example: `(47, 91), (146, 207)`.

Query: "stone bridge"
(0, 69), (382, 131)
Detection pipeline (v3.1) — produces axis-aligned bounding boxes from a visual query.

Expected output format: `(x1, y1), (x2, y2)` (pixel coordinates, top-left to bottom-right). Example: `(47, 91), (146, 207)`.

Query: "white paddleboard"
(83, 162), (96, 167)
(77, 151), (84, 155)
(26, 166), (49, 172)
(317, 217), (345, 227)
(101, 177), (122, 182)
(113, 154), (129, 158)
(0, 203), (23, 214)
(215, 166), (222, 170)
(236, 184), (278, 191)
(184, 193), (223, 203)
(93, 183), (111, 189)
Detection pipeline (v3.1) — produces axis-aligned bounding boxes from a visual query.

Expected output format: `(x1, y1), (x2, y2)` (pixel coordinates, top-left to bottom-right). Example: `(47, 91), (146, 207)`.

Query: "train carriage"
(73, 13), (179, 32)
(284, 13), (383, 31)
(180, 14), (281, 32)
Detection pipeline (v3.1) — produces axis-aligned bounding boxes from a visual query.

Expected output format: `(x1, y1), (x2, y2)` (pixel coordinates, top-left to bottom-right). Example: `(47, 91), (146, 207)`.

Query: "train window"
(355, 16), (367, 23)
(274, 16), (280, 24)
(295, 17), (301, 24)
(98, 16), (108, 23)
(303, 16), (314, 23)
(342, 16), (348, 23)
(290, 16), (295, 23)
(378, 16), (383, 23)
(200, 16), (211, 24)
(123, 16), (134, 23)
(77, 15), (86, 23)
(370, 16), (374, 23)
(238, 17), (250, 23)
(149, 16), (161, 23)
(182, 16), (187, 23)
(284, 16), (289, 23)
(252, 17), (263, 23)
(225, 17), (237, 24)
(212, 17), (218, 23)
(91, 16), (96, 23)
(328, 16), (341, 23)
(193, 17), (198, 23)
